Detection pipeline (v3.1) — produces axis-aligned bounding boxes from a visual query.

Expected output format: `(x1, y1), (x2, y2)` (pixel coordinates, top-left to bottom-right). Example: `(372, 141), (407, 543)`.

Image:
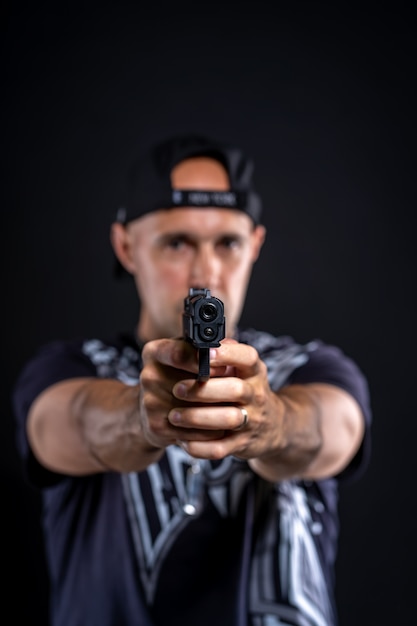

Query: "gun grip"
(198, 348), (210, 382)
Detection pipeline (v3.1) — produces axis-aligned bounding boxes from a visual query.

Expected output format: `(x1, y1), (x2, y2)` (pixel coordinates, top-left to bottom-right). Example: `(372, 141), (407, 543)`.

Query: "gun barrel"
(182, 288), (226, 380)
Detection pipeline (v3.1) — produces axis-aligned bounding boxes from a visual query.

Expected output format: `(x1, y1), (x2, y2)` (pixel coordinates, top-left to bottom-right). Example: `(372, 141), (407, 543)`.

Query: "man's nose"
(190, 246), (221, 290)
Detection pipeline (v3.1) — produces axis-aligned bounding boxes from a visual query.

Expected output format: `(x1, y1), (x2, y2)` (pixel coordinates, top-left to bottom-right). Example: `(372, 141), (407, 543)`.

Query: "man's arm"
(26, 338), (366, 482)
(24, 335), (219, 477)
(27, 378), (163, 475)
(248, 382), (365, 482)
(166, 339), (366, 482)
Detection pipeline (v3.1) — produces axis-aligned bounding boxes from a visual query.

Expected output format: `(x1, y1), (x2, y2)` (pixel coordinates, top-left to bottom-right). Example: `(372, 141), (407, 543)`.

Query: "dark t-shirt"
(12, 329), (372, 626)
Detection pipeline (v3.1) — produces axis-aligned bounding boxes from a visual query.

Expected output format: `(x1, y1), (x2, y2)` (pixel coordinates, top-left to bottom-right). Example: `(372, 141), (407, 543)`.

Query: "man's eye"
(167, 237), (186, 250)
(219, 237), (240, 250)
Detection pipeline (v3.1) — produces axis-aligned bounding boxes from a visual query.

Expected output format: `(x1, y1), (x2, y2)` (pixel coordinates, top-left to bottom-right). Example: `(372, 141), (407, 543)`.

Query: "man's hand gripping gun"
(182, 288), (226, 382)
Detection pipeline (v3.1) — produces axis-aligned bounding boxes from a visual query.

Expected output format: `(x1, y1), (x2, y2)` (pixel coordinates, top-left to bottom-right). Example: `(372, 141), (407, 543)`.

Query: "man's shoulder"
(237, 327), (322, 357)
(237, 327), (362, 393)
(81, 332), (139, 357)
(238, 327), (298, 349)
(16, 331), (140, 387)
(77, 332), (141, 383)
(35, 331), (138, 358)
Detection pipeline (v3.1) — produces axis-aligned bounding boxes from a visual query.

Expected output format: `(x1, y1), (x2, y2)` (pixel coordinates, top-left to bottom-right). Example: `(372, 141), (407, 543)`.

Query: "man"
(12, 133), (371, 626)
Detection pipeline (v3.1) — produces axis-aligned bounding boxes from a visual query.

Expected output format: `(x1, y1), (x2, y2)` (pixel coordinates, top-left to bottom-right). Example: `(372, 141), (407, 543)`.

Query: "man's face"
(112, 157), (265, 341)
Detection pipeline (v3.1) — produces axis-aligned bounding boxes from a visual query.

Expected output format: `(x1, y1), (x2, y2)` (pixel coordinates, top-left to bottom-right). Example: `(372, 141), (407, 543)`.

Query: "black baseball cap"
(116, 133), (263, 226)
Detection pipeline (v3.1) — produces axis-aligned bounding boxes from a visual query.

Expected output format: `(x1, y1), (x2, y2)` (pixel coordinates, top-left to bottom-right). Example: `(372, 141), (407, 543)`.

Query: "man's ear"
(110, 222), (136, 274)
(251, 225), (266, 262)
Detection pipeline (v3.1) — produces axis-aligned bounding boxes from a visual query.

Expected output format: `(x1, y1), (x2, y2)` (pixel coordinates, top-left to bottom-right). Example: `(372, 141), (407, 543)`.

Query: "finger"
(174, 428), (227, 442)
(209, 342), (262, 378)
(179, 436), (245, 460)
(173, 377), (252, 405)
(142, 338), (199, 374)
(168, 405), (248, 431)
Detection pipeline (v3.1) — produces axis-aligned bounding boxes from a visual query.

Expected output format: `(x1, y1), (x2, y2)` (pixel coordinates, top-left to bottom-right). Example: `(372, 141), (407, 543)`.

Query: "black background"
(2, 2), (416, 624)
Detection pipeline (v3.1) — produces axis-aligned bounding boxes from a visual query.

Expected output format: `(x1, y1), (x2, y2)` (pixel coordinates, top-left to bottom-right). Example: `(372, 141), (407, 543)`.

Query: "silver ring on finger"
(235, 407), (249, 430)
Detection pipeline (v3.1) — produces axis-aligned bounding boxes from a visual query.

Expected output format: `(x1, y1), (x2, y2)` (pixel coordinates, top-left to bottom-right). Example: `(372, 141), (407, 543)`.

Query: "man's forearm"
(249, 383), (364, 482)
(27, 378), (163, 476)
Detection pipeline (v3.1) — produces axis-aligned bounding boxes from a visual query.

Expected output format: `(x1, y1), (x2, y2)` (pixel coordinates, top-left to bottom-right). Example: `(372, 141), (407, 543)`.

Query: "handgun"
(182, 288), (226, 382)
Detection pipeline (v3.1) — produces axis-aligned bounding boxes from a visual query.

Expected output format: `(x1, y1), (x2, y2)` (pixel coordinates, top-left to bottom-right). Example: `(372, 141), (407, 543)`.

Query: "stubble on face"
(129, 209), (263, 342)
